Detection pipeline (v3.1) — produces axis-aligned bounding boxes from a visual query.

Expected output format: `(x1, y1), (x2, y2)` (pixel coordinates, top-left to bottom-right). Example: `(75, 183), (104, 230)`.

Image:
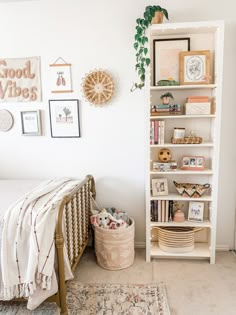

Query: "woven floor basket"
(94, 218), (135, 270)
(157, 226), (202, 253)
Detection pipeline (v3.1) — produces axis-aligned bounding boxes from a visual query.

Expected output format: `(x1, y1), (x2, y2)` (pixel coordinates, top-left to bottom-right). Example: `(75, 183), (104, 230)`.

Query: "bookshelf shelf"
(150, 169), (213, 175)
(150, 142), (214, 148)
(150, 84), (217, 91)
(146, 21), (224, 264)
(150, 114), (216, 119)
(150, 219), (211, 228)
(150, 242), (211, 259)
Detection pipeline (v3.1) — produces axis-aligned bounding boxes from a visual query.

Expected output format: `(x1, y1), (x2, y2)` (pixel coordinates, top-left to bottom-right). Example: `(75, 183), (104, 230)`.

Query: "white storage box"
(185, 102), (211, 115)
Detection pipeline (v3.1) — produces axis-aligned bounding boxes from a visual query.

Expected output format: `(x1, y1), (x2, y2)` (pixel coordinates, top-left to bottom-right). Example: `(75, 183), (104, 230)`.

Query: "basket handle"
(194, 227), (203, 233)
(203, 184), (211, 189)
(173, 181), (178, 186)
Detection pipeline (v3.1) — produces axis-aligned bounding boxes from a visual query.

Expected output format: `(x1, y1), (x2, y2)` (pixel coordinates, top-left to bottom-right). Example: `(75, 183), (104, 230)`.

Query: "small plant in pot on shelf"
(131, 5), (169, 92)
(160, 92), (174, 105)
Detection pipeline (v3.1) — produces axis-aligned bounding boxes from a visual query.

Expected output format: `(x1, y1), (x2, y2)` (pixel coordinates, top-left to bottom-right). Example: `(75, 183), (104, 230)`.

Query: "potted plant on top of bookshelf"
(160, 92), (174, 105)
(131, 5), (169, 92)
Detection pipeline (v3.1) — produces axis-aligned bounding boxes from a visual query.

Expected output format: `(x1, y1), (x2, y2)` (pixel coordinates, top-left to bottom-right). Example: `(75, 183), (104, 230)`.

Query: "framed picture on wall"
(49, 57), (73, 93)
(179, 50), (211, 85)
(153, 37), (190, 86)
(49, 99), (80, 138)
(20, 110), (41, 136)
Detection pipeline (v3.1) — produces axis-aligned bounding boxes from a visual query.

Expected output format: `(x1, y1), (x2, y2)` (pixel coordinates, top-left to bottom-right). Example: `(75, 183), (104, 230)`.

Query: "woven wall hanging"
(82, 70), (115, 106)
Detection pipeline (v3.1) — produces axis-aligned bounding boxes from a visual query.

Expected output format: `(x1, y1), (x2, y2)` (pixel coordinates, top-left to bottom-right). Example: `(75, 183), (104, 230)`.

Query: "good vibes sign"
(0, 57), (41, 102)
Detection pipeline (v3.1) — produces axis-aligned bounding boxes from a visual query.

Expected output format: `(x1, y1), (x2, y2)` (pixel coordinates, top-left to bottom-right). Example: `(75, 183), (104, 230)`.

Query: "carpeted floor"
(0, 282), (170, 315)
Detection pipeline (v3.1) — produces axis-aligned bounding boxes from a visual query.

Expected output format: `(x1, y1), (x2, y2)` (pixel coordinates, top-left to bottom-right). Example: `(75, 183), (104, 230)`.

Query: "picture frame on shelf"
(20, 110), (41, 136)
(179, 50), (211, 85)
(188, 201), (204, 222)
(153, 38), (190, 86)
(152, 178), (168, 196)
(49, 99), (80, 138)
(181, 156), (205, 171)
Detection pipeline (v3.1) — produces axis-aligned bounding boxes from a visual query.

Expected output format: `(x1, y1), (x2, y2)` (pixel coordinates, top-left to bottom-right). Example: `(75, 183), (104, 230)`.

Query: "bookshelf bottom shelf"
(150, 242), (211, 259)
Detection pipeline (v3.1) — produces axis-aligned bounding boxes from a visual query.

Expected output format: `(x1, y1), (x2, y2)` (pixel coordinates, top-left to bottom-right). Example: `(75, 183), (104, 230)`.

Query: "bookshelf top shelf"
(150, 84), (217, 91)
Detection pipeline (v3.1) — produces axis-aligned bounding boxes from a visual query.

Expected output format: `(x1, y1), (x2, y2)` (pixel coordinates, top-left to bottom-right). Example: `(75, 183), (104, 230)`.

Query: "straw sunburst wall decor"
(82, 70), (115, 106)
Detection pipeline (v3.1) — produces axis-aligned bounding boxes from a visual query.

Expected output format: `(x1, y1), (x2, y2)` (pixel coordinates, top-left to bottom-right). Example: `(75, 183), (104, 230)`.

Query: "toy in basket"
(173, 181), (210, 198)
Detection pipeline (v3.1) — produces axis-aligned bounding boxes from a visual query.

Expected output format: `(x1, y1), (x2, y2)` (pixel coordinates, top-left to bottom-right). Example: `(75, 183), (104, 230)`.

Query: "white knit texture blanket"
(0, 178), (78, 301)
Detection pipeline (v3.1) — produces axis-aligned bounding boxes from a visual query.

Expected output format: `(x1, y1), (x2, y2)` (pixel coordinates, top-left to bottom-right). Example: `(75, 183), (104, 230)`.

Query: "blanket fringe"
(0, 274), (52, 300)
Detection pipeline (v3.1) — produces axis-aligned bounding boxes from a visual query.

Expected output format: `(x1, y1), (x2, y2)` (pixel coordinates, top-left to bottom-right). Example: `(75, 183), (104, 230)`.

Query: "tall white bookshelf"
(145, 21), (224, 264)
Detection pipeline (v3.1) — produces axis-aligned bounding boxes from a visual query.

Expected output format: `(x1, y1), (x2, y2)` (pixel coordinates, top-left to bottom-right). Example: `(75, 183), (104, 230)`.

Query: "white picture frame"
(188, 201), (204, 222)
(20, 110), (41, 136)
(152, 178), (168, 196)
(49, 99), (80, 138)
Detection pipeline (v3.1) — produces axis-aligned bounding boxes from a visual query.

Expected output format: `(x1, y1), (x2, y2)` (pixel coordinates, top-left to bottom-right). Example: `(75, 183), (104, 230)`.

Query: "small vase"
(151, 11), (164, 24)
(173, 210), (185, 222)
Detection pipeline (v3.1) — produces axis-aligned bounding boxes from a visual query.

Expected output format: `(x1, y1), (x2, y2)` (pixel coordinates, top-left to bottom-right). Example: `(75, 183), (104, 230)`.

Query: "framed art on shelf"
(49, 99), (80, 138)
(188, 201), (204, 222)
(152, 178), (168, 196)
(153, 38), (190, 86)
(20, 110), (41, 136)
(179, 50), (211, 85)
(181, 156), (205, 171)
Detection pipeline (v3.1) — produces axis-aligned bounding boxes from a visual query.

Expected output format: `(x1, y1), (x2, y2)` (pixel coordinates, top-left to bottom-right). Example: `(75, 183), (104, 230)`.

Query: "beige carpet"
(0, 282), (170, 315)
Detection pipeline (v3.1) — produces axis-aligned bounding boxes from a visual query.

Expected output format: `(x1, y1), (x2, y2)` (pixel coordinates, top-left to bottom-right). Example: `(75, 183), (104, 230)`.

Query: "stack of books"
(185, 96), (211, 115)
(151, 200), (174, 222)
(151, 104), (181, 115)
(150, 120), (165, 145)
(152, 161), (177, 172)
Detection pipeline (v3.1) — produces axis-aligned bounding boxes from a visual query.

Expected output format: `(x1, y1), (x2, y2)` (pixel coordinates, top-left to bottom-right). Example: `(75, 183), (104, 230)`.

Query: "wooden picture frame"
(179, 50), (211, 85)
(181, 156), (205, 171)
(49, 99), (80, 138)
(152, 178), (168, 196)
(20, 110), (41, 136)
(188, 201), (204, 222)
(153, 38), (190, 86)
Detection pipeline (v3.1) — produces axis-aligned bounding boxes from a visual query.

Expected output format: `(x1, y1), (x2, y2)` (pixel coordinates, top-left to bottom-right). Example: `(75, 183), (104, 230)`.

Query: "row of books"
(151, 200), (174, 222)
(150, 120), (165, 145)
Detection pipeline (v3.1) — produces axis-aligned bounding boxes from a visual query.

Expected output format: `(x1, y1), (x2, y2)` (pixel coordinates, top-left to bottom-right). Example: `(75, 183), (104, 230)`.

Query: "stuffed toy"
(112, 210), (130, 225)
(90, 208), (126, 229)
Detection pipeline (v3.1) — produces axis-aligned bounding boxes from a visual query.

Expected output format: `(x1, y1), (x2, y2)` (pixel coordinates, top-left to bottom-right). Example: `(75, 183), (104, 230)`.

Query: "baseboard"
(216, 244), (230, 251)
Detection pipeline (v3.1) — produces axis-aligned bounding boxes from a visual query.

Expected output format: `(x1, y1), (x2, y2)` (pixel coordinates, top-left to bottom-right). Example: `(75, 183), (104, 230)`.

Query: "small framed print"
(188, 201), (204, 222)
(49, 99), (80, 138)
(179, 50), (211, 85)
(181, 156), (205, 171)
(152, 178), (168, 196)
(20, 110), (41, 136)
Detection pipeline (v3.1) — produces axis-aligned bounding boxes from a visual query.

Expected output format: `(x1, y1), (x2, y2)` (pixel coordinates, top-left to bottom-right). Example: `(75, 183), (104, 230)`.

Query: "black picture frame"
(49, 99), (81, 138)
(153, 37), (190, 86)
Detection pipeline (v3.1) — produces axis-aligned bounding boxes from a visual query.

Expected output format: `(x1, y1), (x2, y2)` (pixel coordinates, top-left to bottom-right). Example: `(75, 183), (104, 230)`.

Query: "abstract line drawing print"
(185, 55), (205, 81)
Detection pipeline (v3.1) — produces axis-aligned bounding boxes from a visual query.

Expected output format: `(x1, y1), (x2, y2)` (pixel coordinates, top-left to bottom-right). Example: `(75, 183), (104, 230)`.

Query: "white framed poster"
(49, 99), (80, 138)
(20, 110), (41, 136)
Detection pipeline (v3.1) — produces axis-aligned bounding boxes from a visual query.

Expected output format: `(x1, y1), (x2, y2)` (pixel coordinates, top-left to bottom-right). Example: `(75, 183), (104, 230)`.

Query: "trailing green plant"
(160, 92), (174, 99)
(131, 5), (169, 92)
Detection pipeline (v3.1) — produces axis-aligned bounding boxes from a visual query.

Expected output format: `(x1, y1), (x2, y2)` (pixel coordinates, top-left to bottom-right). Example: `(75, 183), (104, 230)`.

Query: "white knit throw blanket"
(0, 178), (78, 300)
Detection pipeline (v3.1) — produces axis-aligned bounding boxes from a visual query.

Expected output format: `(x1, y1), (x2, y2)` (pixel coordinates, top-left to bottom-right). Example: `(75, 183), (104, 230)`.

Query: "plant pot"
(162, 96), (170, 105)
(151, 11), (164, 24)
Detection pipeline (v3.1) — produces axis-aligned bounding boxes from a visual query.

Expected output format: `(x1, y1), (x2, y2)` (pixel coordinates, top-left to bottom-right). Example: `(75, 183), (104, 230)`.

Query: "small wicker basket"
(156, 226), (202, 253)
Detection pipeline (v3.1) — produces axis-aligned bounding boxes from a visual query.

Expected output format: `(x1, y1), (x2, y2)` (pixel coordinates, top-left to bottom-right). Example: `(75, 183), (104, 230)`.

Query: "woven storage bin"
(94, 218), (135, 270)
(157, 226), (202, 253)
(173, 181), (210, 198)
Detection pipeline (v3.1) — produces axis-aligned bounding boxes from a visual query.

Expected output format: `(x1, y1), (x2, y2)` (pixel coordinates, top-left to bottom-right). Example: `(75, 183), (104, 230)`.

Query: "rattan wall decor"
(82, 70), (115, 106)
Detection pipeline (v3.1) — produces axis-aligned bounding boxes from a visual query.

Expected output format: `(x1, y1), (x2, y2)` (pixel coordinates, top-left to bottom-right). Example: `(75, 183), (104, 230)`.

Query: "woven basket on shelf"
(155, 226), (202, 253)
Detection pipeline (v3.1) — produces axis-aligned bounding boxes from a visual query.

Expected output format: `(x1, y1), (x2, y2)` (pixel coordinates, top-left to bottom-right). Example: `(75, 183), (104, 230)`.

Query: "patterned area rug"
(0, 282), (170, 315)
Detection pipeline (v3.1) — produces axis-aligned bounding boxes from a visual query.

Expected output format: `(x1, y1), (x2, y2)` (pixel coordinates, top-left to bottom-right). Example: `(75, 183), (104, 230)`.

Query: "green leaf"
(146, 58), (151, 66)
(135, 34), (139, 41)
(156, 6), (161, 11)
(141, 74), (145, 82)
(162, 8), (169, 20)
(144, 48), (148, 55)
(144, 11), (149, 20)
(134, 42), (139, 50)
(136, 18), (141, 24)
(135, 63), (140, 69)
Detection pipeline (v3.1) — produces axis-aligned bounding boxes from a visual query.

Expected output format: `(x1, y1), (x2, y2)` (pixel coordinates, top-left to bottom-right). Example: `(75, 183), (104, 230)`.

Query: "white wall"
(0, 0), (235, 248)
